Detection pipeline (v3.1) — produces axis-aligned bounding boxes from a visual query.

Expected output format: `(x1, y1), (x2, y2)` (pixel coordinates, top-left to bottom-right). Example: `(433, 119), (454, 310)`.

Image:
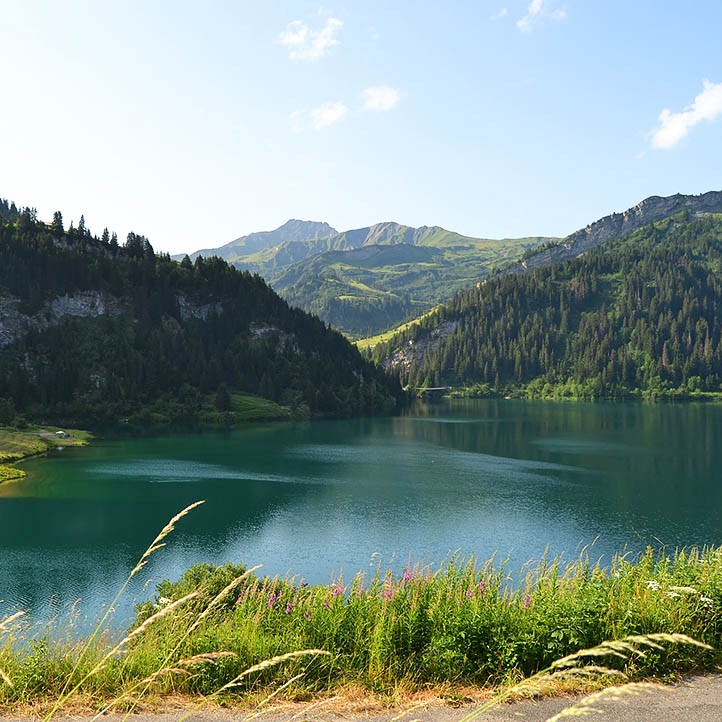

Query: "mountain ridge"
(513, 191), (722, 273)
(188, 219), (338, 261)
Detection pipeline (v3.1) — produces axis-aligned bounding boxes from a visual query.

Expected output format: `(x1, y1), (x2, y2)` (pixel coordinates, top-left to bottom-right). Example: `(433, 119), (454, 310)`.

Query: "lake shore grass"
(0, 426), (91, 484)
(1, 543), (721, 715)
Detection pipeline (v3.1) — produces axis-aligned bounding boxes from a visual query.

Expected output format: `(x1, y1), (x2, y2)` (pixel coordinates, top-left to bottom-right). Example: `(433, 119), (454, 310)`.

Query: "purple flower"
(478, 579), (489, 593)
(332, 586), (344, 597)
(382, 587), (393, 601)
(267, 592), (277, 608)
(465, 589), (474, 599)
(522, 594), (531, 609)
(402, 568), (413, 583)
(285, 601), (293, 615)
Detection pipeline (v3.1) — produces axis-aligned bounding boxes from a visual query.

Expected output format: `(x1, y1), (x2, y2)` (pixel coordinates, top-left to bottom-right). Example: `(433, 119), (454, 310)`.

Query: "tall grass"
(125, 547), (721, 694)
(1, 504), (721, 714)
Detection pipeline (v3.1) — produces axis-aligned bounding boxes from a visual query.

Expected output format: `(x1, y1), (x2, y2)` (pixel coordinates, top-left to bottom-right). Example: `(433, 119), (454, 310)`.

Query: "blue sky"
(2, 1), (722, 255)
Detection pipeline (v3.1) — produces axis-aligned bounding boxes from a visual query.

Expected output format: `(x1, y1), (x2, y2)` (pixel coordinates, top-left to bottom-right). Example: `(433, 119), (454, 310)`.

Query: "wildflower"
(645, 580), (661, 591)
(382, 586), (393, 601)
(700, 596), (714, 607)
(304, 610), (312, 621)
(285, 601), (293, 615)
(665, 591), (681, 598)
(478, 579), (489, 593)
(465, 589), (474, 599)
(522, 594), (531, 609)
(332, 586), (344, 597)
(402, 568), (413, 583)
(267, 592), (277, 608)
(669, 585), (698, 594)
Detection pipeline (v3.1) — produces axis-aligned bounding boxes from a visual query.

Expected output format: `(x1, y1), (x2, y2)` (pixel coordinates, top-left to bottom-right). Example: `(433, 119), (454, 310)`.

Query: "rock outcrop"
(515, 191), (722, 273)
(0, 291), (125, 349)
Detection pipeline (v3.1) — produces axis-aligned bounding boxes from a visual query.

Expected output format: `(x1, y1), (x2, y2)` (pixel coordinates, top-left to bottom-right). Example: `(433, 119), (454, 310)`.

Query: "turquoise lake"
(1, 399), (721, 630)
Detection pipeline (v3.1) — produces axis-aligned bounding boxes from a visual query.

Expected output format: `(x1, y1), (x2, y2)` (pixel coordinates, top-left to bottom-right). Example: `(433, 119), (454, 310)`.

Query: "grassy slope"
(356, 307), (440, 350)
(273, 236), (553, 338)
(0, 427), (91, 482)
(228, 393), (290, 422)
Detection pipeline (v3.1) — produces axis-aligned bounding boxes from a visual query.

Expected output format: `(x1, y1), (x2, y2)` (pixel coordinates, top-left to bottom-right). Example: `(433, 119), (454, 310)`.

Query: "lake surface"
(2, 399), (722, 630)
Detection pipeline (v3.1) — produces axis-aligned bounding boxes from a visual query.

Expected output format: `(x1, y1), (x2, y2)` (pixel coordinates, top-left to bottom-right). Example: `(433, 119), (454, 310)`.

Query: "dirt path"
(3, 674), (722, 722)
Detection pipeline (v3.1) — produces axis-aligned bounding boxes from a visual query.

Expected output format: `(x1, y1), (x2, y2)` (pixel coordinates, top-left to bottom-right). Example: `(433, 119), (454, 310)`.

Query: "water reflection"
(1, 400), (722, 629)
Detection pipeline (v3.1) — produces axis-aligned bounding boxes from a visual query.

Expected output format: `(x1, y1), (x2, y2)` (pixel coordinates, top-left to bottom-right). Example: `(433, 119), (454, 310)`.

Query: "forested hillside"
(372, 212), (722, 399)
(0, 201), (398, 427)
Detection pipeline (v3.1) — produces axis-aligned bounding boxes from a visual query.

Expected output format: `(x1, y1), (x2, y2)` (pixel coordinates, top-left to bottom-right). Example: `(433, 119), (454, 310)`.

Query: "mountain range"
(184, 221), (555, 338)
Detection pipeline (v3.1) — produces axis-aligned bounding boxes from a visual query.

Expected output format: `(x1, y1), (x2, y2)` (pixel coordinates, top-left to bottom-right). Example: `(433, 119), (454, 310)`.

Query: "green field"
(0, 427), (91, 483)
(228, 393), (291, 421)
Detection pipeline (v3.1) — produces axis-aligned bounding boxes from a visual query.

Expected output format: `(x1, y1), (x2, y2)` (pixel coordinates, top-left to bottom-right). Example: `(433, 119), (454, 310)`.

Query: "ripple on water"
(532, 435), (632, 455)
(88, 460), (334, 485)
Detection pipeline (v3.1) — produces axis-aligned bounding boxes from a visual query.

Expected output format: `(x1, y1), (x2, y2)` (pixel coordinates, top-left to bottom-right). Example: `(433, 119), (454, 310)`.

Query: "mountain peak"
(188, 219), (338, 261)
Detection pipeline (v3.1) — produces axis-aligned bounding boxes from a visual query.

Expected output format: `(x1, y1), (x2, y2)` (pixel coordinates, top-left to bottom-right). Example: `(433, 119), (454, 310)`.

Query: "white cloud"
(362, 86), (401, 113)
(310, 101), (349, 130)
(517, 0), (566, 32)
(278, 17), (342, 61)
(491, 7), (509, 20)
(650, 80), (722, 149)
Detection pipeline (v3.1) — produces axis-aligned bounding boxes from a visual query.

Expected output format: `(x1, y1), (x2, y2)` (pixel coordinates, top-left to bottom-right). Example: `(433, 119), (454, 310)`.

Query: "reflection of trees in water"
(0, 462), (316, 627)
(395, 399), (722, 548)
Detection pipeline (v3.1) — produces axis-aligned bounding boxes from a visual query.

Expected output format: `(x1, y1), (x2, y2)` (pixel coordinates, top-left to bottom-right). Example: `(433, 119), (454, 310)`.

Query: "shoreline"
(0, 426), (92, 484)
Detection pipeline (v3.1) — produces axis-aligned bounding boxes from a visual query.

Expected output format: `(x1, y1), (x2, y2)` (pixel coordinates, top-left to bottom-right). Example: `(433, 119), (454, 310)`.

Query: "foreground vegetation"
(1, 508), (721, 713)
(0, 426), (90, 483)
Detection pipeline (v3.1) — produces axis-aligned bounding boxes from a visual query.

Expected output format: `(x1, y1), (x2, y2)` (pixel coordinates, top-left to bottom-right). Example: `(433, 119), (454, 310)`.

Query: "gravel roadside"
(2, 674), (722, 722)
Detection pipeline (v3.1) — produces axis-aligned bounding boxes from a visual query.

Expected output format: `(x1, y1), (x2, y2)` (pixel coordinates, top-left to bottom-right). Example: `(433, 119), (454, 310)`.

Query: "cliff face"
(0, 291), (125, 349)
(516, 191), (722, 272)
(0, 290), (226, 349)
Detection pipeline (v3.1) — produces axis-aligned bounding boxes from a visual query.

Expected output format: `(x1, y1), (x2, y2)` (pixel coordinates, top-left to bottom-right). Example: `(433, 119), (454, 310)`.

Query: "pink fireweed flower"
(478, 579), (489, 593)
(382, 586), (393, 601)
(465, 589), (474, 599)
(522, 594), (531, 609)
(332, 586), (344, 597)
(285, 601), (293, 615)
(402, 568), (413, 583)
(267, 592), (277, 608)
